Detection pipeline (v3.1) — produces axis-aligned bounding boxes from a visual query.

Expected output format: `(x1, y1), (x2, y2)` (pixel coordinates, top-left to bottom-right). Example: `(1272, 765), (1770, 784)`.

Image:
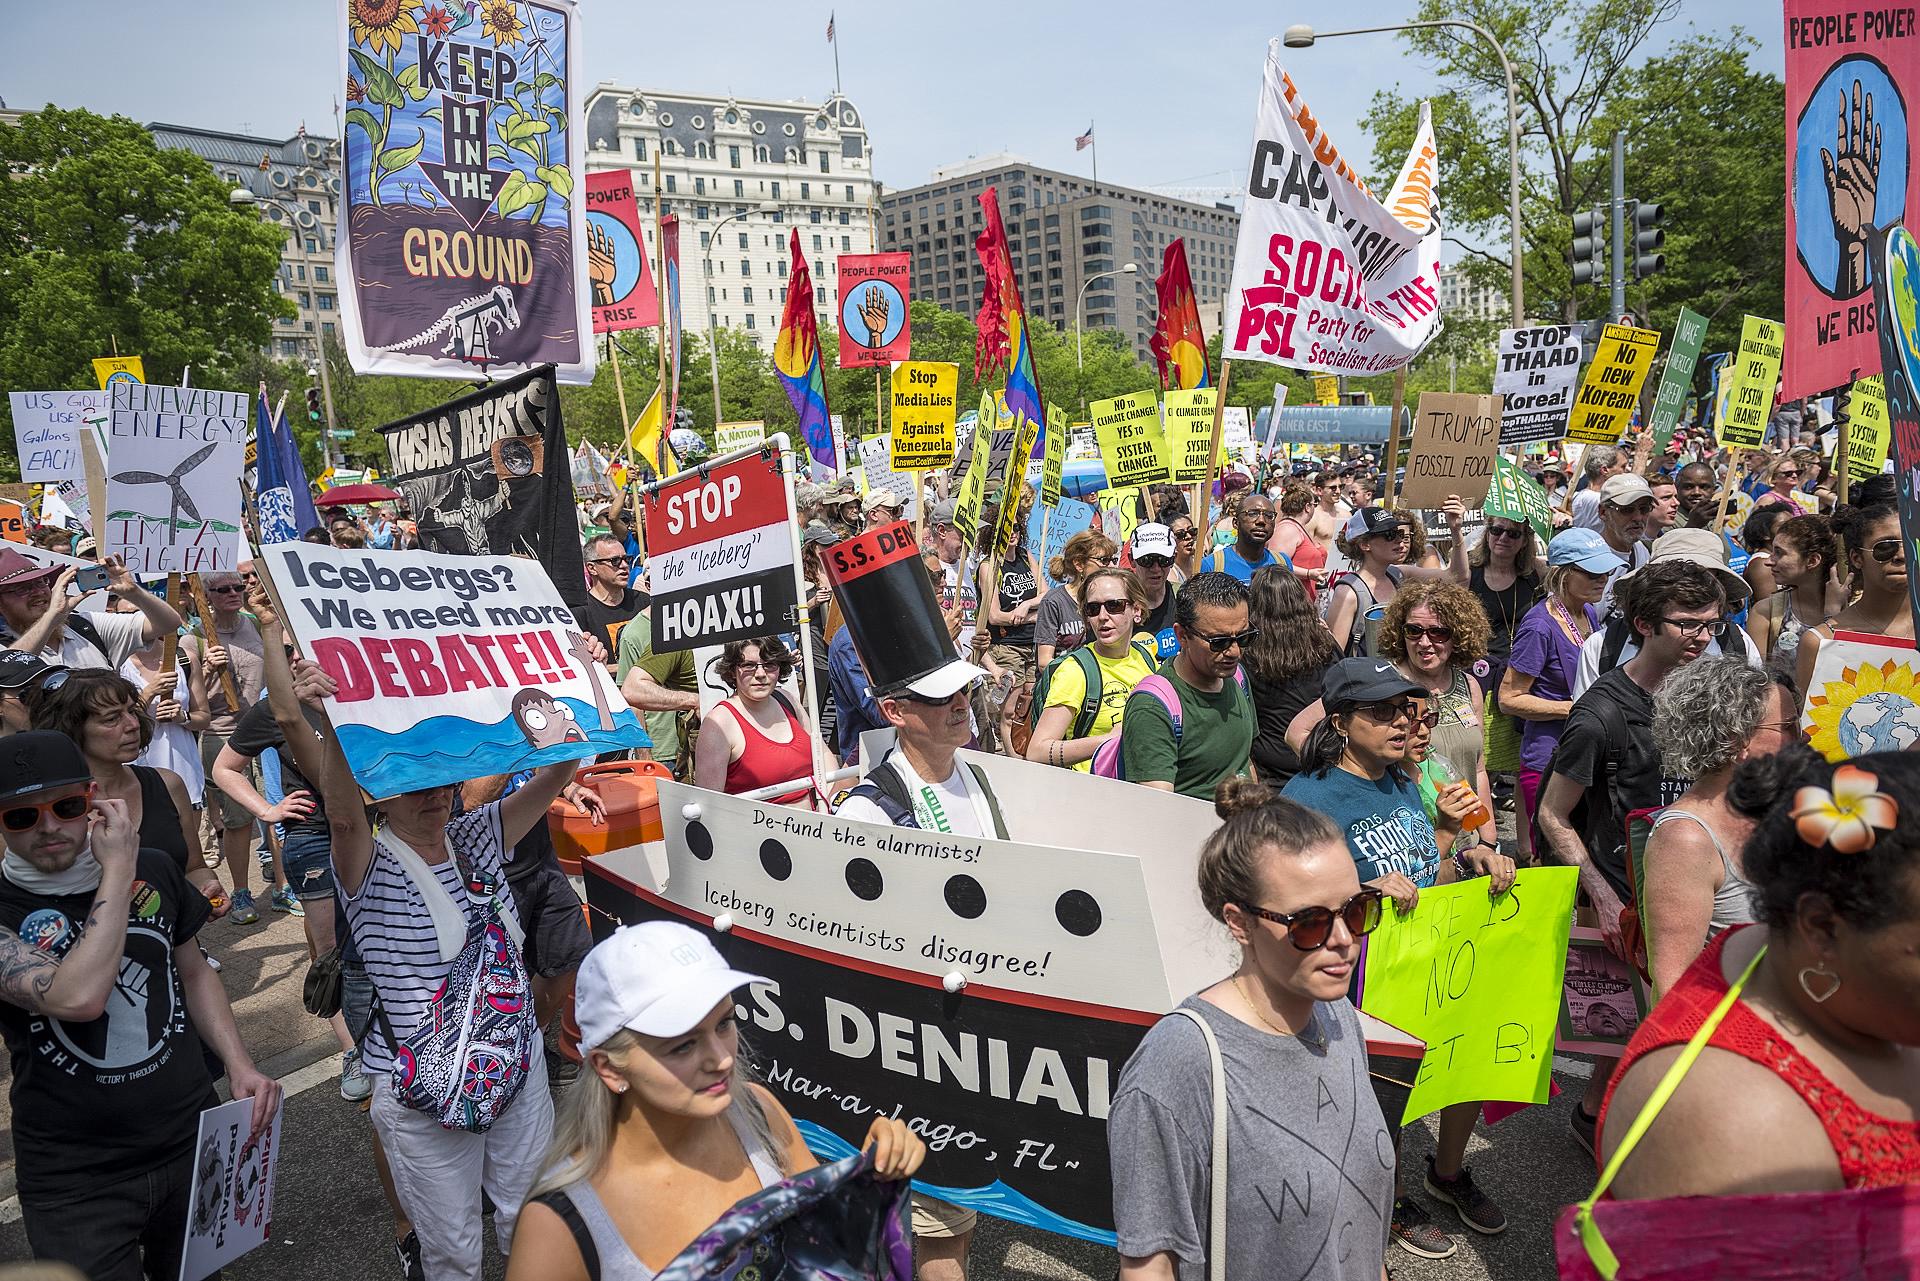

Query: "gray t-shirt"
(1033, 583), (1085, 654)
(1110, 994), (1392, 1281)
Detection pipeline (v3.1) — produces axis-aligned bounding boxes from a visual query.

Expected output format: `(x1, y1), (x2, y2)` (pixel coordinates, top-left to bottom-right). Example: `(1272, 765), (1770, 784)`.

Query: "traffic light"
(1569, 209), (1604, 287)
(1632, 201), (1665, 279)
(305, 386), (322, 424)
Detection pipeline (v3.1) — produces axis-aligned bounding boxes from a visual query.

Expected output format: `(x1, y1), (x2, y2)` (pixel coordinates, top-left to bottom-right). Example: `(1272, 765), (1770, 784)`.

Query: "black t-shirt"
(1549, 667), (1684, 898)
(1469, 566), (1541, 666)
(1248, 666), (1327, 786)
(226, 700), (328, 836)
(573, 588), (647, 657)
(0, 850), (215, 1197)
(1140, 585), (1180, 660)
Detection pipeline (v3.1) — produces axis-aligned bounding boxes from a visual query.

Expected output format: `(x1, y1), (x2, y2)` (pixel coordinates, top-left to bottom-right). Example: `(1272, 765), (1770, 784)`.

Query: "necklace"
(1236, 973), (1304, 1039)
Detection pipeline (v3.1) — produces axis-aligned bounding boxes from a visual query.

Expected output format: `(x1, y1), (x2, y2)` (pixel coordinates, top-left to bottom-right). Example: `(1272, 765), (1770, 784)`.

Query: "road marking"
(1553, 1054), (1595, 1079)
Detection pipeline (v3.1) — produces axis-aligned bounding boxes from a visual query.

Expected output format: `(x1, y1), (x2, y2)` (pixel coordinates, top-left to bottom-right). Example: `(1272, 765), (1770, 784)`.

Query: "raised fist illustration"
(103, 957), (153, 1065)
(588, 222), (618, 307)
(1821, 78), (1882, 297)
(860, 283), (889, 348)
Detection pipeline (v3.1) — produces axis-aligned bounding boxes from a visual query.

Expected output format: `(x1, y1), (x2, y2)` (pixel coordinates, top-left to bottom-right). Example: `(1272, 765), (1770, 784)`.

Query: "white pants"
(369, 1052), (554, 1281)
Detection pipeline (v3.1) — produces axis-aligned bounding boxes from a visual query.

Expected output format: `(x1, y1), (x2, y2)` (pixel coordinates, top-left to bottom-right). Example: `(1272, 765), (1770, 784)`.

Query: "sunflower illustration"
(1804, 657), (1920, 762)
(348, 0), (420, 58)
(479, 0), (524, 45)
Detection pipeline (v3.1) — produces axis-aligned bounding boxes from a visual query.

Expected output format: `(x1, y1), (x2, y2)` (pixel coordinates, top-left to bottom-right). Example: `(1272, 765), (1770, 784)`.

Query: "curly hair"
(28, 669), (153, 757)
(1653, 656), (1791, 777)
(714, 637), (796, 691)
(1771, 513), (1839, 581)
(1243, 564), (1340, 685)
(1378, 578), (1490, 664)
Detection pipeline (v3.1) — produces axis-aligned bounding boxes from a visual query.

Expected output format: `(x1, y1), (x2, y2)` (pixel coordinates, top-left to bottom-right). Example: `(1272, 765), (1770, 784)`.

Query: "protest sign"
(1557, 927), (1650, 1055)
(836, 254), (912, 368)
(265, 543), (646, 795)
(583, 170), (659, 332)
(640, 446), (800, 654)
(9, 390), (109, 483)
(336, 0), (593, 383)
(858, 436), (915, 506)
(1313, 374), (1340, 406)
(1846, 375), (1890, 480)
(889, 362), (958, 470)
(179, 1096), (283, 1281)
(1567, 323), (1660, 444)
(992, 410), (1040, 557)
(1802, 630), (1920, 760)
(1870, 225), (1920, 632)
(1220, 406), (1252, 459)
(1032, 496), (1097, 588)
(1269, 404), (1402, 445)
(380, 365), (589, 610)
(1357, 866), (1578, 1122)
(1483, 456), (1554, 543)
(714, 421), (766, 455)
(951, 414), (992, 546)
(1162, 387), (1219, 484)
(1039, 404), (1067, 508)
(92, 356), (144, 389)
(1223, 43), (1442, 375)
(1646, 306), (1708, 452)
(1718, 315), (1787, 449)
(0, 503), (25, 544)
(1399, 393), (1502, 509)
(1783, 0), (1920, 400)
(1091, 391), (1168, 487)
(1493, 325), (1581, 445)
(104, 385), (247, 575)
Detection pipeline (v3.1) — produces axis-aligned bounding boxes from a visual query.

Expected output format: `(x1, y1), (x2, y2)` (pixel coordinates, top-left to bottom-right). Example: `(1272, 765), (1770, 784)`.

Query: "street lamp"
(703, 201), (782, 430)
(1284, 21), (1525, 326)
(231, 177), (346, 470)
(1075, 263), (1140, 411)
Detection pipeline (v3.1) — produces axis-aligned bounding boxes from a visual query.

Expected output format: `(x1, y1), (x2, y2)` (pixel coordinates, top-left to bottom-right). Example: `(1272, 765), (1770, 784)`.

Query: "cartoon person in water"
(510, 688), (587, 748)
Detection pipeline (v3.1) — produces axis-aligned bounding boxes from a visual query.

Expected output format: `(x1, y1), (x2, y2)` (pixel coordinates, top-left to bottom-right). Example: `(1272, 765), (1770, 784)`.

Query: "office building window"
(801, 182), (811, 200)
(306, 239), (318, 252)
(740, 259), (751, 276)
(743, 287), (754, 305)
(666, 175), (676, 192)
(816, 286), (825, 304)
(840, 235), (850, 250)
(778, 259), (788, 277)
(315, 266), (329, 282)
(708, 286), (716, 303)
(810, 209), (821, 224)
(297, 265), (307, 281)
(771, 181), (780, 199)
(838, 210), (849, 225)
(700, 231), (711, 249)
(318, 293), (335, 310)
(819, 151), (830, 173)
(695, 177), (706, 195)
(322, 322), (336, 337)
(738, 232), (749, 249)
(845, 185), (854, 202)
(730, 145), (741, 168)
(664, 139), (676, 155)
(697, 205), (709, 220)
(756, 145), (769, 163)
(745, 314), (756, 329)
(633, 138), (647, 161)
(813, 235), (822, 251)
(696, 141), (709, 160)
(734, 179), (744, 197)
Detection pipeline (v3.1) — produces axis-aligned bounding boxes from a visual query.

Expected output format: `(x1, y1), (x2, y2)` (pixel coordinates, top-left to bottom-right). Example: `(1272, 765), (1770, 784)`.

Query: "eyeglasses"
(1355, 699), (1418, 724)
(1402, 624), (1454, 644)
(208, 584), (246, 595)
(1189, 627), (1259, 653)
(588, 556), (632, 566)
(2, 789), (92, 834)
(1486, 525), (1528, 540)
(1870, 538), (1907, 564)
(1659, 616), (1728, 640)
(1236, 889), (1385, 951)
(735, 659), (785, 673)
(1135, 555), (1173, 570)
(1083, 598), (1133, 617)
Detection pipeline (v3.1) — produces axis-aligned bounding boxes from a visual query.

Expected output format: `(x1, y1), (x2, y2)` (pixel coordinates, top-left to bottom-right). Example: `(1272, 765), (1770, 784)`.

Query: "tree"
(0, 108), (293, 479)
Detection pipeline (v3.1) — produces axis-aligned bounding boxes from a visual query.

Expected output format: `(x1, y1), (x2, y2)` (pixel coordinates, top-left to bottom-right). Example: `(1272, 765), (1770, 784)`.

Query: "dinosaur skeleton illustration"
(371, 284), (521, 364)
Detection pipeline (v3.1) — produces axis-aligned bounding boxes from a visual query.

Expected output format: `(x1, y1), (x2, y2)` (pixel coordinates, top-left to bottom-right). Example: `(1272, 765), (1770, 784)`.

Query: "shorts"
(985, 644), (1036, 687)
(910, 1192), (977, 1238)
(281, 826), (335, 901)
(200, 732), (254, 831)
(505, 856), (592, 979)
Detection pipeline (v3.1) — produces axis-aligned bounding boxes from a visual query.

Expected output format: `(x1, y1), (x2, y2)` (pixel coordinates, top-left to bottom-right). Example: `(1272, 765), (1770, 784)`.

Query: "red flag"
(1149, 238), (1211, 390)
(971, 187), (1044, 435)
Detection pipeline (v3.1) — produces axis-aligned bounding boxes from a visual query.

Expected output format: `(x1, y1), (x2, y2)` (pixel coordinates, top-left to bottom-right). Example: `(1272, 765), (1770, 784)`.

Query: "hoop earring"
(1798, 964), (1841, 1004)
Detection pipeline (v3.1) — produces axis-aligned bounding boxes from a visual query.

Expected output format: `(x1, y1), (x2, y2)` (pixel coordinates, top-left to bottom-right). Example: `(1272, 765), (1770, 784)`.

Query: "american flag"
(1075, 124), (1094, 151)
(826, 11), (835, 41)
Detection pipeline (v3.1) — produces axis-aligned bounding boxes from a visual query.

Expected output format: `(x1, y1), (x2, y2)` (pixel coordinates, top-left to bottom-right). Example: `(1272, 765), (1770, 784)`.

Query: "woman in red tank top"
(1597, 749), (1920, 1199)
(1267, 481), (1328, 601)
(692, 639), (816, 809)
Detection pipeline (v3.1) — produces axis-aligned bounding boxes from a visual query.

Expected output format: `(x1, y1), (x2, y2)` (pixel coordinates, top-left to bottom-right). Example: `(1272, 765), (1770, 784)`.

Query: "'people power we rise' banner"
(1223, 41), (1443, 375)
(336, 0), (594, 383)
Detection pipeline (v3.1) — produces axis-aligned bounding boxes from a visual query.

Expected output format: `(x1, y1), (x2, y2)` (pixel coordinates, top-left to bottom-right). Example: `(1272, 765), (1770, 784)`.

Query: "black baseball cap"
(1320, 658), (1427, 709)
(0, 652), (64, 694)
(0, 731), (92, 803)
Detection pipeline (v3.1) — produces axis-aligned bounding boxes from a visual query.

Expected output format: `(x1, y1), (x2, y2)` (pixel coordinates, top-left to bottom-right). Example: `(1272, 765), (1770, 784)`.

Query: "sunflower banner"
(337, 0), (594, 384)
(1801, 630), (1920, 762)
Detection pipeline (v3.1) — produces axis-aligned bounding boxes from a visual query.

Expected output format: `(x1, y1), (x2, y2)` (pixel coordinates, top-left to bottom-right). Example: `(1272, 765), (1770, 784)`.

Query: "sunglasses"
(1083, 598), (1133, 617)
(1402, 624), (1454, 644)
(1355, 699), (1419, 724)
(1613, 500), (1656, 516)
(1237, 889), (1385, 951)
(2, 788), (92, 834)
(1090, 555), (1119, 567)
(209, 584), (247, 595)
(1189, 627), (1260, 653)
(1486, 525), (1528, 540)
(1135, 555), (1173, 570)
(895, 684), (970, 705)
(1170, 528), (1198, 540)
(1870, 538), (1907, 564)
(588, 556), (632, 566)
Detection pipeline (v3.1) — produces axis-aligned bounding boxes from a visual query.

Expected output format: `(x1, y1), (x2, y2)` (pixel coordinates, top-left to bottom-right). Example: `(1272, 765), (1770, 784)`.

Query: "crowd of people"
(0, 410), (1915, 1281)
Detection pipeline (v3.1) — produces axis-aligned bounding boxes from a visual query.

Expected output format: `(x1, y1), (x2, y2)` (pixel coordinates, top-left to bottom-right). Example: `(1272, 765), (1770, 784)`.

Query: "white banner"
(1223, 43), (1443, 375)
(105, 385), (247, 575)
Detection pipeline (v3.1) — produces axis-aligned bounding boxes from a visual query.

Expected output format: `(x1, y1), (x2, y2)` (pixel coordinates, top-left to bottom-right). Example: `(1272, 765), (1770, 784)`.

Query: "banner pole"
(159, 573), (183, 677)
(1386, 368), (1409, 510)
(610, 337), (632, 462)
(653, 152), (670, 479)
(1713, 446), (1743, 532)
(188, 574), (245, 714)
(1835, 373), (1857, 507)
(1188, 360), (1233, 578)
(772, 434), (828, 802)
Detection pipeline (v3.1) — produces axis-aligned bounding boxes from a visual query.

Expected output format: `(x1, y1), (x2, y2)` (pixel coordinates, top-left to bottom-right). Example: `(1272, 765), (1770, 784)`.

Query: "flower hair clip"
(1791, 764), (1899, 854)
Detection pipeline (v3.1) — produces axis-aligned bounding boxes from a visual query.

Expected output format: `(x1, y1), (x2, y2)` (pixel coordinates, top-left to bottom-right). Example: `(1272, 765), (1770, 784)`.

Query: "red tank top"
(718, 695), (815, 807)
(1273, 518), (1327, 600)
(1601, 927), (1920, 1189)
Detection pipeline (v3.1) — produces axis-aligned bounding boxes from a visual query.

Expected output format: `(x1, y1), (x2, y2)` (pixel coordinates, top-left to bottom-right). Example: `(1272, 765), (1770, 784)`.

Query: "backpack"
(1028, 641), (1157, 739)
(1091, 667), (1250, 780)
(1328, 568), (1403, 657)
(1538, 685), (1635, 869)
(841, 756), (1010, 839)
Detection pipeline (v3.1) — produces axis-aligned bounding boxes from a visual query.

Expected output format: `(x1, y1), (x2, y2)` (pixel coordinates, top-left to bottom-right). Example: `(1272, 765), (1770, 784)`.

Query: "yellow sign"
(951, 411), (992, 547)
(1846, 375), (1890, 482)
(1717, 315), (1785, 449)
(1040, 404), (1066, 508)
(1313, 374), (1340, 406)
(92, 356), (146, 389)
(1163, 387), (1220, 484)
(992, 410), (1040, 557)
(1092, 390), (1169, 487)
(888, 362), (958, 470)
(1567, 324), (1659, 444)
(714, 421), (766, 454)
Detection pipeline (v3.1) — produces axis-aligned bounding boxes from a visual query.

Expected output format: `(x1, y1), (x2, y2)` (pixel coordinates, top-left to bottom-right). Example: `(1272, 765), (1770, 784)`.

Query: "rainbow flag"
(775, 229), (835, 471)
(1149, 238), (1211, 390)
(973, 187), (1044, 452)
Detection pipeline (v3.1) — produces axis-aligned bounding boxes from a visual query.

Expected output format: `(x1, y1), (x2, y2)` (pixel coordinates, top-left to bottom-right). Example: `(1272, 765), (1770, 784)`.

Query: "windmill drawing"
(113, 442), (218, 545)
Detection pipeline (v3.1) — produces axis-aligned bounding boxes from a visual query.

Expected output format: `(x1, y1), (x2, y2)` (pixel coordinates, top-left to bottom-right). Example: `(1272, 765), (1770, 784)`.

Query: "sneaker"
(270, 886), (304, 917)
(395, 1230), (424, 1281)
(1390, 1198), (1456, 1260)
(1571, 1101), (1599, 1160)
(228, 890), (260, 925)
(199, 944), (222, 973)
(1424, 1156), (1507, 1234)
(340, 1048), (372, 1102)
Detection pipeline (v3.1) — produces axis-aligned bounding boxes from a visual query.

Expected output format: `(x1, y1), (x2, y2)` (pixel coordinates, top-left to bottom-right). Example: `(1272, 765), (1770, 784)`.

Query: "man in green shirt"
(1120, 572), (1255, 798)
(616, 612), (699, 772)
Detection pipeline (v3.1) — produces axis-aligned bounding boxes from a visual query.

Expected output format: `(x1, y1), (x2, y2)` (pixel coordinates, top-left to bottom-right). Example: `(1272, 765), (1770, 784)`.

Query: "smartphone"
(74, 565), (110, 592)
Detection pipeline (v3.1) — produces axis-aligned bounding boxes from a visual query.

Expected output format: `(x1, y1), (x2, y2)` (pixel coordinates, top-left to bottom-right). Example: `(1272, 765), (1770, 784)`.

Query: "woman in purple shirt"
(1496, 530), (1623, 863)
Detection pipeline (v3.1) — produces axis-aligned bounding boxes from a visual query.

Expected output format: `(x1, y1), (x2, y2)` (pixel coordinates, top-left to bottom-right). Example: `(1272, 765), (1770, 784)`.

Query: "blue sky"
(3, 0), (1779, 194)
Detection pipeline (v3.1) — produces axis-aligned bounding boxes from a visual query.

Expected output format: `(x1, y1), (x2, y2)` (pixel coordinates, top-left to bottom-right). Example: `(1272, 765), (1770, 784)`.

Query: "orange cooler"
(548, 760), (671, 874)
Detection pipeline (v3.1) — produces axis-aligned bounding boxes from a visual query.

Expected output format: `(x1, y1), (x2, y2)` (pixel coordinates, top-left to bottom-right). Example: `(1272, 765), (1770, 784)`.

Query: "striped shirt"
(339, 802), (522, 1076)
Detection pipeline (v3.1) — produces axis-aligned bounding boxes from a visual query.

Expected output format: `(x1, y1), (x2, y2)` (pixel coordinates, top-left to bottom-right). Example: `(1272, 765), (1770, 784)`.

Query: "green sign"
(1648, 305), (1709, 452)
(1359, 867), (1577, 1123)
(1483, 456), (1554, 544)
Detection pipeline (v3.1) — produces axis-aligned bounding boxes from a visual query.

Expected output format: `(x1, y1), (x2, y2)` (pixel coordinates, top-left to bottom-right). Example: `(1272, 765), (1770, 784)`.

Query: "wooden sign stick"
(188, 573), (244, 713)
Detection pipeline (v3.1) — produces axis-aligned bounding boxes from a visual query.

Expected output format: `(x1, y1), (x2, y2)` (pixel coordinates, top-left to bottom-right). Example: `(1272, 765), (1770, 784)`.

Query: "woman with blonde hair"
(509, 922), (923, 1280)
(1266, 481), (1329, 600)
(1027, 567), (1154, 771)
(1034, 528), (1117, 668)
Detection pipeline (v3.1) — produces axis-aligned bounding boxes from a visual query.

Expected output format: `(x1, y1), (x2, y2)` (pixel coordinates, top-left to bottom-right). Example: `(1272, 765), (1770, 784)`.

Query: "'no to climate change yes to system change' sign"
(263, 544), (648, 798)
(641, 446), (800, 654)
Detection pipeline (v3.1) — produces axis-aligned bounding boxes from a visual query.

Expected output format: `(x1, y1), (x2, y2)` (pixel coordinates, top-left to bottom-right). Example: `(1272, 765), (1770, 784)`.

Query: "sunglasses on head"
(1870, 537), (1907, 564)
(1189, 627), (1260, 653)
(1083, 598), (1133, 617)
(1237, 888), (1385, 951)
(2, 788), (92, 833)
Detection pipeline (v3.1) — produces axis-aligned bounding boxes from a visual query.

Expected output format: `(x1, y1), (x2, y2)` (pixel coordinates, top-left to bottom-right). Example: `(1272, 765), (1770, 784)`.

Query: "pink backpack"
(1091, 668), (1249, 780)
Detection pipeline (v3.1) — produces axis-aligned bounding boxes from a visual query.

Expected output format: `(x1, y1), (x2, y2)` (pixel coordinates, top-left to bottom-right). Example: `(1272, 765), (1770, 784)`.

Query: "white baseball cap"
(1131, 523), (1177, 560)
(573, 922), (769, 1049)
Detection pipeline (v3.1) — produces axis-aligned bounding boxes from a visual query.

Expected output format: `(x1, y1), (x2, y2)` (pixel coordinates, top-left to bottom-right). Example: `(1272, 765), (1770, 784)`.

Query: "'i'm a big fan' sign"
(641, 446), (799, 653)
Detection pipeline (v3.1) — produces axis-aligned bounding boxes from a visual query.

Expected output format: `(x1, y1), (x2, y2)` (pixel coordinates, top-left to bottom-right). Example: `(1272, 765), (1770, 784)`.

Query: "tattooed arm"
(0, 797), (139, 1020)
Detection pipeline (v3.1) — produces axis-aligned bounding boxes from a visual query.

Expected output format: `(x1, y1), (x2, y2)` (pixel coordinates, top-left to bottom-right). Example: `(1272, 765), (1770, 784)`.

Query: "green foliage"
(0, 107), (293, 480)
